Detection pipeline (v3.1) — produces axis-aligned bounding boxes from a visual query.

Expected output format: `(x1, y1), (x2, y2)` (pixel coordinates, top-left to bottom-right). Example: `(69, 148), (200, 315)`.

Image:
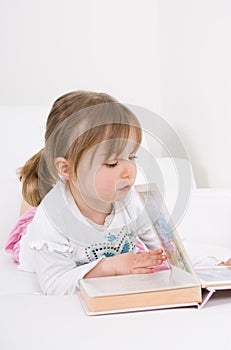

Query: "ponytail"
(19, 148), (55, 207)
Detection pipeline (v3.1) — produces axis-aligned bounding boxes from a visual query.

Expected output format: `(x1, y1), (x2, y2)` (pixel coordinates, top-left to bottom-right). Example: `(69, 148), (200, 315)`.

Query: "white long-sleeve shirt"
(18, 181), (160, 295)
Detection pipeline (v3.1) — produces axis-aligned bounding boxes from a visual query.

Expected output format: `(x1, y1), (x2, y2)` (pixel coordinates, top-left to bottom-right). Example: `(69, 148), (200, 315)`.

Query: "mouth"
(117, 184), (131, 192)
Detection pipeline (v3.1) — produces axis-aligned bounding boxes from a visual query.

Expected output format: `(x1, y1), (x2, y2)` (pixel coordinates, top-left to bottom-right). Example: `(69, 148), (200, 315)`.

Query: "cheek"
(94, 169), (116, 192)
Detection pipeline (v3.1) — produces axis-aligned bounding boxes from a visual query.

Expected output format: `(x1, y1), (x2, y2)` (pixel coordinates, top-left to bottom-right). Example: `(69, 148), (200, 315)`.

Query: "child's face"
(71, 139), (138, 213)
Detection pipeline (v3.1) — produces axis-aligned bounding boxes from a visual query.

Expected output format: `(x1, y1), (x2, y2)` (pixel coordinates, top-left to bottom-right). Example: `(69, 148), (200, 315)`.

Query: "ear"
(55, 157), (71, 180)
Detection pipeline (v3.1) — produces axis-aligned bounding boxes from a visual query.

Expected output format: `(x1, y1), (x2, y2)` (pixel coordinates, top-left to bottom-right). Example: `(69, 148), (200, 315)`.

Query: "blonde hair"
(19, 91), (142, 207)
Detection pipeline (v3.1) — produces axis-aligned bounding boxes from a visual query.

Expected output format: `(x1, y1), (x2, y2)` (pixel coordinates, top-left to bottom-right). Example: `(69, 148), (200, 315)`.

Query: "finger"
(137, 251), (164, 260)
(147, 259), (166, 266)
(148, 251), (168, 260)
(135, 255), (167, 268)
(148, 249), (164, 255)
(132, 267), (155, 274)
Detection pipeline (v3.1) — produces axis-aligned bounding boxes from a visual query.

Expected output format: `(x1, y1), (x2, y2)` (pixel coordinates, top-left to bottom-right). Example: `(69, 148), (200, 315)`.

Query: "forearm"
(84, 256), (116, 279)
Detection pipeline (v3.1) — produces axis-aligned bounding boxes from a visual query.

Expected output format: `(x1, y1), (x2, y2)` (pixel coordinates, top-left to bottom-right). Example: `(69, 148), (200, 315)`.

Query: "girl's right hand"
(110, 249), (167, 275)
(84, 249), (167, 279)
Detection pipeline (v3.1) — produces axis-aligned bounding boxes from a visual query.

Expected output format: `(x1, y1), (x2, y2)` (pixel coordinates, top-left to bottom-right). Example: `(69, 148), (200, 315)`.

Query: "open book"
(79, 184), (231, 315)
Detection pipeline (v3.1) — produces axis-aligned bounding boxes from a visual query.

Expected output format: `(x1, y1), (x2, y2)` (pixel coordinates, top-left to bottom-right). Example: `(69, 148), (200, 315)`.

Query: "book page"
(195, 266), (231, 287)
(136, 185), (194, 274)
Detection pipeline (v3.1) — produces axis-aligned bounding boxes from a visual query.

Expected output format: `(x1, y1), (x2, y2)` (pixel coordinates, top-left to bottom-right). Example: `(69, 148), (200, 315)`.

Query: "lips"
(118, 185), (131, 191)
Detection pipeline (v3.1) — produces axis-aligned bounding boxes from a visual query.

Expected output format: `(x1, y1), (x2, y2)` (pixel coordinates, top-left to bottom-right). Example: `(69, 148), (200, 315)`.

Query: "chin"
(115, 190), (131, 201)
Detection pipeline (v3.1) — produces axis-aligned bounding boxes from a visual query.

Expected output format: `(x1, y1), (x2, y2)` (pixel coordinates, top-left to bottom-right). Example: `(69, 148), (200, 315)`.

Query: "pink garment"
(5, 207), (37, 263)
(136, 239), (146, 253)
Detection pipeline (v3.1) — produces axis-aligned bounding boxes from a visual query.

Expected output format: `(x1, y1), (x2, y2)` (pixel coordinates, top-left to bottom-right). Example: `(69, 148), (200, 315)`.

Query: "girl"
(6, 91), (167, 295)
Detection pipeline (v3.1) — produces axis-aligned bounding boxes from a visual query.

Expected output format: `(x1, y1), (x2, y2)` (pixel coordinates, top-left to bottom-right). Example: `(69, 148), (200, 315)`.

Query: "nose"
(121, 160), (136, 179)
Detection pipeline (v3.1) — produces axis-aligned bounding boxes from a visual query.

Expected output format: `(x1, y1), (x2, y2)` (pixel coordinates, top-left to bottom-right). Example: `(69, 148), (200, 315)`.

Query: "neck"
(67, 182), (112, 225)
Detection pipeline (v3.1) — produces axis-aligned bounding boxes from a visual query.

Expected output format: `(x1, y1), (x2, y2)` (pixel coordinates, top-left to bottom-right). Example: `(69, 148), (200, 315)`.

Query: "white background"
(0, 0), (231, 187)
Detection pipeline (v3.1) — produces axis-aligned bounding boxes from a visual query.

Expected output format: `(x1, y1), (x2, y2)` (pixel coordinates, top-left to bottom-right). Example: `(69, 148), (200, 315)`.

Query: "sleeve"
(17, 204), (104, 296)
(33, 245), (104, 295)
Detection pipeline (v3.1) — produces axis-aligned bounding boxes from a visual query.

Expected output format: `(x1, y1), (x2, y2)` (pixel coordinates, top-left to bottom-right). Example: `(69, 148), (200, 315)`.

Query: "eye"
(129, 155), (138, 161)
(104, 161), (118, 168)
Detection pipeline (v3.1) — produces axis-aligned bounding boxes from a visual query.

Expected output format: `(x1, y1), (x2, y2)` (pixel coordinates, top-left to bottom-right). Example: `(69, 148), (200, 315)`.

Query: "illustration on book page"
(138, 187), (193, 274)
